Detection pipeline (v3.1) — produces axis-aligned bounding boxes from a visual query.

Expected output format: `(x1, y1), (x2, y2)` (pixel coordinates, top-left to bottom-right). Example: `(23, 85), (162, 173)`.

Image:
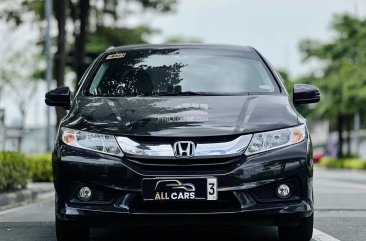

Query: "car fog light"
(277, 184), (291, 198)
(78, 187), (92, 201)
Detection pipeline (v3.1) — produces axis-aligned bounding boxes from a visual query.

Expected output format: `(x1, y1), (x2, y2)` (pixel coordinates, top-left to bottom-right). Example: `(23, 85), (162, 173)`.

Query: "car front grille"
(120, 135), (248, 174)
(123, 156), (245, 174)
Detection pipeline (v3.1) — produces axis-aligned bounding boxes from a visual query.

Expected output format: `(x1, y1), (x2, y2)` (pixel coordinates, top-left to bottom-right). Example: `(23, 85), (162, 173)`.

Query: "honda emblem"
(173, 141), (195, 158)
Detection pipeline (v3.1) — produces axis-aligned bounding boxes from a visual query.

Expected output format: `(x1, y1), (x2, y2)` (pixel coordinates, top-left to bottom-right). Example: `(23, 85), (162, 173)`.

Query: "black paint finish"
(47, 44), (319, 230)
(293, 84), (321, 105)
(45, 86), (71, 110)
(63, 94), (298, 137)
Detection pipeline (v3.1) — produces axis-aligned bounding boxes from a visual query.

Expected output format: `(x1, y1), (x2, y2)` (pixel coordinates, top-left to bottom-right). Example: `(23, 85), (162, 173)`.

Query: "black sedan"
(45, 44), (320, 241)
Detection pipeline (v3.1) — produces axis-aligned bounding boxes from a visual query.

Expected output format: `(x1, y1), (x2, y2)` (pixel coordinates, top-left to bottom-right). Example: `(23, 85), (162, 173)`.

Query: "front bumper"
(53, 140), (314, 227)
(59, 201), (312, 228)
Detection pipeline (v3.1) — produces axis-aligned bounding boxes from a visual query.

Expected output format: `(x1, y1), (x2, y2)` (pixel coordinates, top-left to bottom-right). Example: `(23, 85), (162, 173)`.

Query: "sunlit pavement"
(1, 166), (366, 241)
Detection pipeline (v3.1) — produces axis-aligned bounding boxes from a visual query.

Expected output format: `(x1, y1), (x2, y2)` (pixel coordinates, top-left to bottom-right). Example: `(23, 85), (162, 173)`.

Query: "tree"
(84, 25), (157, 58)
(164, 35), (202, 44)
(299, 14), (366, 158)
(0, 46), (43, 151)
(277, 70), (293, 94)
(54, 0), (68, 122)
(277, 70), (315, 119)
(1, 0), (178, 127)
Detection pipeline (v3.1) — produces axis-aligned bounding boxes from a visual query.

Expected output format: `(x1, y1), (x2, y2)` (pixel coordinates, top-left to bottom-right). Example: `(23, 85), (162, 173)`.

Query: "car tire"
(56, 216), (89, 241)
(278, 214), (313, 241)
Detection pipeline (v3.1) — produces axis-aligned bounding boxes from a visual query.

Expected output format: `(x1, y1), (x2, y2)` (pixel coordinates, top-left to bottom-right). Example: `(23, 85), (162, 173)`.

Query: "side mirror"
(45, 87), (71, 110)
(293, 84), (320, 105)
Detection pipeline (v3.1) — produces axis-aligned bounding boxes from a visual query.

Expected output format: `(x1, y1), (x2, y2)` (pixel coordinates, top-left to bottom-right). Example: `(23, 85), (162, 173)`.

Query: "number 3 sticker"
(207, 178), (217, 200)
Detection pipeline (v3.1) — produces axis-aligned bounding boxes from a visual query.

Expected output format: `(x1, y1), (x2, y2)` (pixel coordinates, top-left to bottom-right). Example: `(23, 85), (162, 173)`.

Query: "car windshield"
(88, 48), (279, 96)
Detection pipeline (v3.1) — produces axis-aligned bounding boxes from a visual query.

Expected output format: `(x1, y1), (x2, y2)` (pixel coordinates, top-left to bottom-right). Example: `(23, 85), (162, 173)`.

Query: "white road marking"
(313, 228), (340, 241)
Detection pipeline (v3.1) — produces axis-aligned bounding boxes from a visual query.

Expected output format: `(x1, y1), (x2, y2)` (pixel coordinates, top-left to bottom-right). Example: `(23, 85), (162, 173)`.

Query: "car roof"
(105, 44), (254, 53)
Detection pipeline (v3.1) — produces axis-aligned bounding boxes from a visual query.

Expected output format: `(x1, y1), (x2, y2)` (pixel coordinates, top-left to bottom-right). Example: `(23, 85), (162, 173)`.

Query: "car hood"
(63, 95), (299, 137)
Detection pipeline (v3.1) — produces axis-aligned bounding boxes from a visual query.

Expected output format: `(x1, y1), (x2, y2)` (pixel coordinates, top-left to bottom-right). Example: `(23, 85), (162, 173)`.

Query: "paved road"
(313, 168), (366, 241)
(1, 167), (366, 241)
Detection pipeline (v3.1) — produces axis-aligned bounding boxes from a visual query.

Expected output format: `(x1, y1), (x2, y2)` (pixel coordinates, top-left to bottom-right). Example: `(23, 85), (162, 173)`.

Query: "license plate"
(142, 177), (217, 201)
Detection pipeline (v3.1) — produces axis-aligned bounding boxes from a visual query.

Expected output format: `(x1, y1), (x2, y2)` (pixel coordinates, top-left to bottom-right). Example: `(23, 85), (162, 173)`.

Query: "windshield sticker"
(106, 53), (126, 60)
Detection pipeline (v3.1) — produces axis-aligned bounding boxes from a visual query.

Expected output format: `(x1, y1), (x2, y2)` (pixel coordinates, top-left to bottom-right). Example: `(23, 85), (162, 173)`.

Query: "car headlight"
(245, 125), (306, 155)
(61, 128), (123, 156)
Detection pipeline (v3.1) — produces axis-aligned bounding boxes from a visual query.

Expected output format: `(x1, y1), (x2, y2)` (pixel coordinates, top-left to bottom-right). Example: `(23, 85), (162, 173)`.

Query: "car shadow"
(91, 225), (280, 241)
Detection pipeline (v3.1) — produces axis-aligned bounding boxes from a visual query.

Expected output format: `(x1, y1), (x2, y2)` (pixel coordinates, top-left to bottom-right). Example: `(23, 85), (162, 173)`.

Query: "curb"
(0, 184), (54, 211)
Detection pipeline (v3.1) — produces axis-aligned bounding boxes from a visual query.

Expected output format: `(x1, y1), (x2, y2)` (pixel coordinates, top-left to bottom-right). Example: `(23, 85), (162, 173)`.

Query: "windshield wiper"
(101, 91), (251, 97)
(149, 91), (209, 96)
(143, 91), (253, 97)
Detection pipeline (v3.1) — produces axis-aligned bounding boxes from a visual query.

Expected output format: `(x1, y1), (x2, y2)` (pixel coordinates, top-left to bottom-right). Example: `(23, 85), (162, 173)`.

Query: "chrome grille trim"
(115, 135), (252, 159)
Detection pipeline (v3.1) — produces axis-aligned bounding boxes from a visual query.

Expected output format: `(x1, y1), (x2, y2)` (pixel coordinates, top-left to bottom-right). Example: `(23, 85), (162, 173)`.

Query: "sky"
(0, 0), (365, 128)
(148, 0), (365, 77)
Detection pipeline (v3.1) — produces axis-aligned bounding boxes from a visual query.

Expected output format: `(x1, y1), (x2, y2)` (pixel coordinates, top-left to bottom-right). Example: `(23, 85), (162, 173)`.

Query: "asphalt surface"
(313, 168), (366, 241)
(1, 166), (366, 241)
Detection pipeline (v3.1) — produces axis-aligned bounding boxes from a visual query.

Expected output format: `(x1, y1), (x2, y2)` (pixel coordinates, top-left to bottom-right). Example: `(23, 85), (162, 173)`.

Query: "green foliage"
(28, 153), (53, 182)
(299, 14), (366, 118)
(86, 26), (157, 54)
(164, 35), (202, 44)
(0, 152), (53, 192)
(80, 0), (177, 57)
(0, 152), (31, 192)
(0, 0), (43, 26)
(1, 0), (177, 26)
(277, 70), (313, 117)
(300, 15), (366, 68)
(277, 70), (293, 94)
(319, 156), (366, 170)
(136, 0), (177, 12)
(1, 0), (179, 83)
(298, 14), (366, 157)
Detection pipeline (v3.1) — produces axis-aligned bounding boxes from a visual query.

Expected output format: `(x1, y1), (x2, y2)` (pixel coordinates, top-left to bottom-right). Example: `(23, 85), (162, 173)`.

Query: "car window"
(88, 49), (279, 96)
